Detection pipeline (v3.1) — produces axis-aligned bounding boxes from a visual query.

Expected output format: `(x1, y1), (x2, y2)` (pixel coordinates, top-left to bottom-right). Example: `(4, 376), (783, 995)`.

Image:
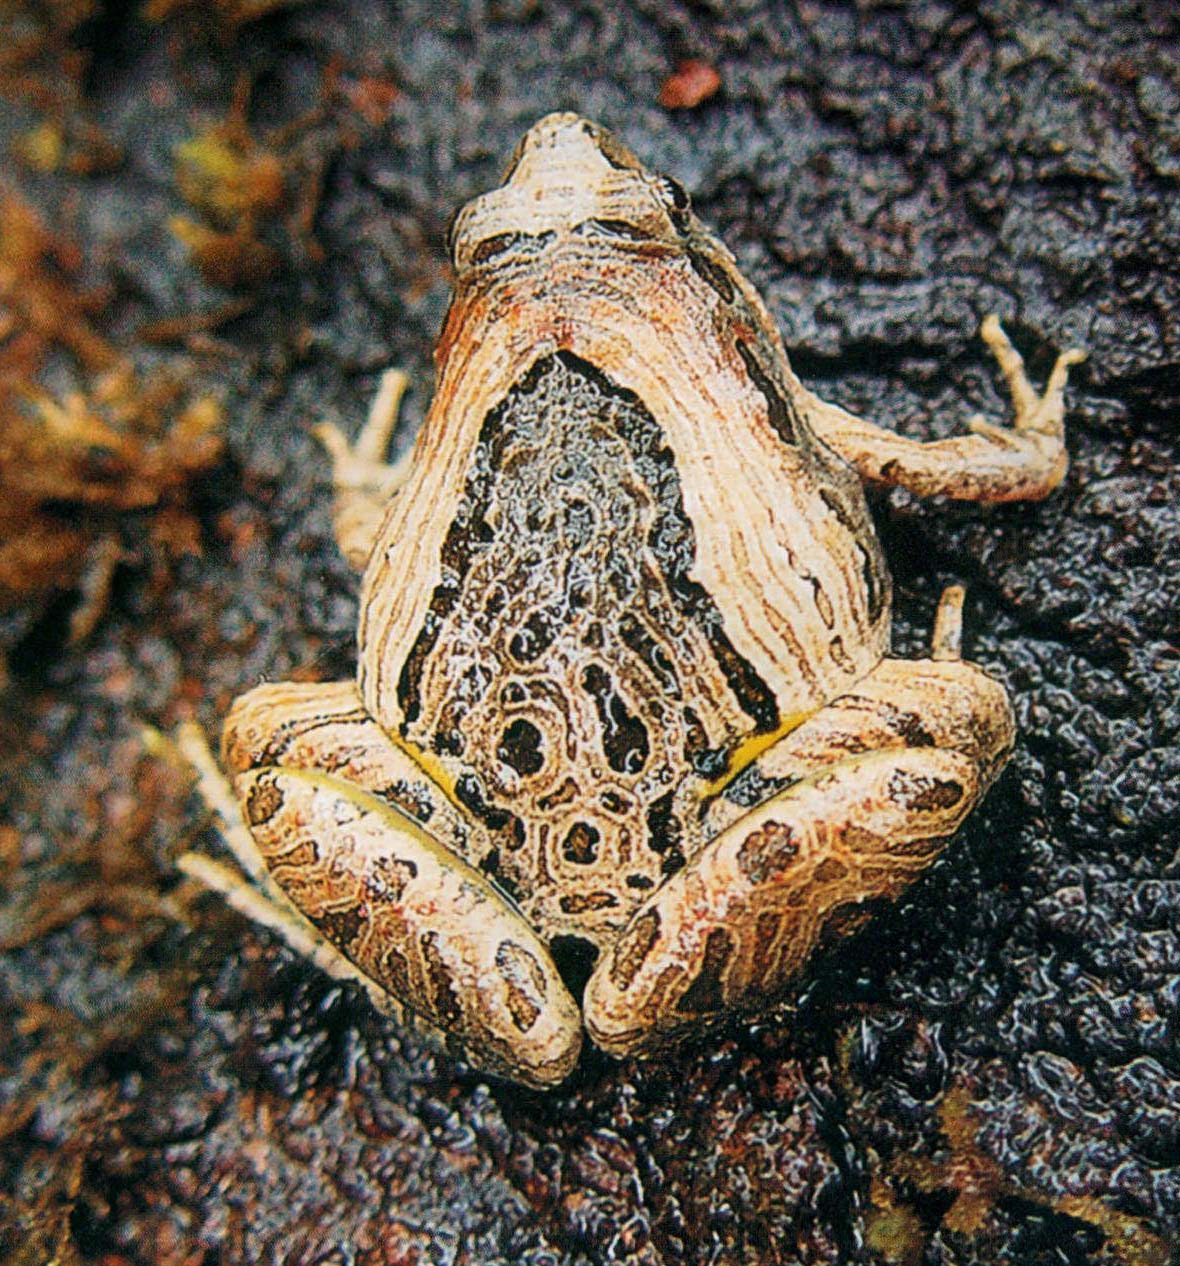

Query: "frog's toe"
(313, 368), (413, 568)
(979, 314), (1085, 440)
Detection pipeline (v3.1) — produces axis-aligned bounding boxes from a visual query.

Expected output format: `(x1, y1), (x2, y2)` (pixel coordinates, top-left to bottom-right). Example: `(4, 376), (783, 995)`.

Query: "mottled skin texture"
(181, 115), (1082, 1087)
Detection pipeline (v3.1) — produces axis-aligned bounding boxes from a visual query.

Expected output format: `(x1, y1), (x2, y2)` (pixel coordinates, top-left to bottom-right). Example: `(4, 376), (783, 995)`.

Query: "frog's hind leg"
(803, 316), (1085, 503)
(314, 368), (415, 569)
(175, 720), (403, 1017)
(180, 680), (582, 1088)
(583, 588), (1014, 1058)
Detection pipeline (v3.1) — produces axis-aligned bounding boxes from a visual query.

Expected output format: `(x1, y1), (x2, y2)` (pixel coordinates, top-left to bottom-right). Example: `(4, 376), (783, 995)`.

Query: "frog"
(176, 113), (1084, 1088)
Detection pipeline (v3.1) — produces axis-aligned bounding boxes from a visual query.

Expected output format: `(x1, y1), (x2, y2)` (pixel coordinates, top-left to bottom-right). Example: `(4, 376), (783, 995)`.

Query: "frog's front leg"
(804, 316), (1085, 503)
(584, 589), (1014, 1058)
(314, 368), (415, 569)
(182, 680), (582, 1088)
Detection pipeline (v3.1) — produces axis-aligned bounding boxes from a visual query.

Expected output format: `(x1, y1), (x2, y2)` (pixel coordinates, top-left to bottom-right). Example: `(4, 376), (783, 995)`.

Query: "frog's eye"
(661, 176), (691, 212)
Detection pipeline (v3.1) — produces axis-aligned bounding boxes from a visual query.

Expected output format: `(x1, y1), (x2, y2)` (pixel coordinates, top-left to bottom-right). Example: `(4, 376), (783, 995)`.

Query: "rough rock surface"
(1, 2), (1178, 1263)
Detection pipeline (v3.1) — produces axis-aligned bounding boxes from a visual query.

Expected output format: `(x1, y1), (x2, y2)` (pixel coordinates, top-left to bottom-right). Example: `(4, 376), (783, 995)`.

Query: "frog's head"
(448, 113), (694, 276)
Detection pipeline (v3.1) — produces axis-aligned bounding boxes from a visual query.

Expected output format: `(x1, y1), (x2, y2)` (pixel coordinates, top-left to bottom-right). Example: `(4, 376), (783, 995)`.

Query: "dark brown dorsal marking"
(685, 247), (736, 303)
(735, 338), (800, 447)
(819, 488), (889, 626)
(396, 352), (780, 917)
(562, 821), (601, 865)
(468, 229), (556, 266)
(582, 662), (650, 775)
(498, 718), (545, 776)
(609, 909), (662, 991)
(246, 774), (284, 826)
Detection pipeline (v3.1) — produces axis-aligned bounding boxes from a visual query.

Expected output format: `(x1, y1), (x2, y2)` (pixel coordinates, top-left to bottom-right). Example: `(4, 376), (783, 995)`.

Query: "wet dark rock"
(2, 2), (1178, 1263)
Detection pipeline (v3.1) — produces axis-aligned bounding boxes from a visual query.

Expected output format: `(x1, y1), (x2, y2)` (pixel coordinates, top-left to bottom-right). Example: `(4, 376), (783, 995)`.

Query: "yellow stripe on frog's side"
(261, 764), (452, 855)
(388, 700), (816, 842)
(698, 708), (816, 799)
(388, 730), (461, 805)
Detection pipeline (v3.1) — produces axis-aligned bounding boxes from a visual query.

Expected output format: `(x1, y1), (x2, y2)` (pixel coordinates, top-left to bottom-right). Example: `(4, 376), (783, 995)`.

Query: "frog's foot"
(804, 317), (1085, 504)
(965, 315), (1087, 487)
(313, 368), (414, 569)
(583, 620), (1014, 1058)
(178, 681), (582, 1088)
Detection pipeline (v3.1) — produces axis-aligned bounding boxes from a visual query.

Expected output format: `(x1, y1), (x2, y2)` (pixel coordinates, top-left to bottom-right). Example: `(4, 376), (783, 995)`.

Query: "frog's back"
(357, 115), (890, 943)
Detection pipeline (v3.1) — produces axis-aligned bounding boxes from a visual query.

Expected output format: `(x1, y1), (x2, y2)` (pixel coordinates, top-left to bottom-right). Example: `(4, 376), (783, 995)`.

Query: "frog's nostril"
(550, 935), (599, 1002)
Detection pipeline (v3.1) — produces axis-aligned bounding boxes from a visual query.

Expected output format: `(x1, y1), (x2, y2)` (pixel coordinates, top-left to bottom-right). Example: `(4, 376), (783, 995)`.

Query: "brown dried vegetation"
(0, 190), (223, 658)
(1, 0), (124, 175)
(657, 59), (722, 111)
(0, 732), (206, 1264)
(170, 103), (287, 289)
(864, 1082), (1169, 1266)
(166, 59), (401, 291)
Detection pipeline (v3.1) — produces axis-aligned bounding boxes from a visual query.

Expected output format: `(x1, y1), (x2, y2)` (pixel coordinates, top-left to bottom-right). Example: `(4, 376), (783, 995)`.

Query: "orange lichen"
(658, 59), (722, 110)
(889, 1085), (1007, 1236)
(12, 119), (64, 171)
(0, 189), (223, 653)
(1056, 1197), (1169, 1266)
(0, 2), (123, 177)
(12, 116), (123, 175)
(340, 72), (401, 127)
(862, 1173), (925, 1266)
(174, 128), (285, 225)
(868, 1081), (1168, 1266)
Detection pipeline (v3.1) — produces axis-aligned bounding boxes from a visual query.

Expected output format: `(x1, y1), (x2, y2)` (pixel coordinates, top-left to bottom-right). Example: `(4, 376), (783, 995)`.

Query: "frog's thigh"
(583, 657), (1012, 1058)
(222, 680), (582, 1088)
